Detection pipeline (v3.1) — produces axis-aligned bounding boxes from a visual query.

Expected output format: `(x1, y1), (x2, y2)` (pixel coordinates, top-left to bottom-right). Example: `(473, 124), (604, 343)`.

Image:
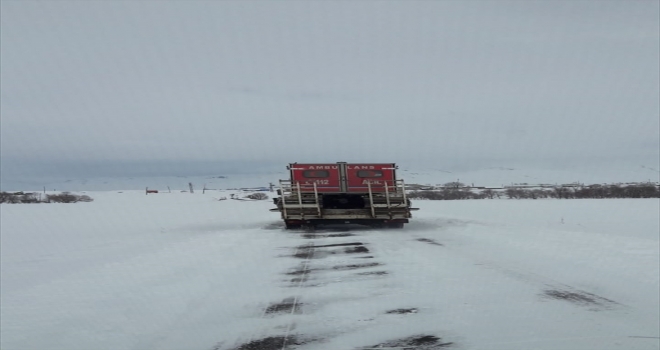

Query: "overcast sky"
(1, 1), (658, 178)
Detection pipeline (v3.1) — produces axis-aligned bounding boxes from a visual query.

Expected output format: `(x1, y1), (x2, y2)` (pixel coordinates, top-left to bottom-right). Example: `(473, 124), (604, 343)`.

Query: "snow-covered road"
(1, 192), (658, 350)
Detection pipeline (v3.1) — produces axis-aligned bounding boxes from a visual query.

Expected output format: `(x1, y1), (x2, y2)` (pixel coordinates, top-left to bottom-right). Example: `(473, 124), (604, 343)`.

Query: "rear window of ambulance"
(356, 170), (384, 178)
(303, 170), (330, 178)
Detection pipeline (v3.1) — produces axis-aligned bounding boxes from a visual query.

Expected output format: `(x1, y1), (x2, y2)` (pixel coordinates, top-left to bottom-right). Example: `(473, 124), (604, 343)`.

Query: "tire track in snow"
(226, 228), (453, 350)
(222, 241), (315, 350)
(280, 241), (313, 349)
(472, 262), (624, 311)
(409, 225), (624, 312)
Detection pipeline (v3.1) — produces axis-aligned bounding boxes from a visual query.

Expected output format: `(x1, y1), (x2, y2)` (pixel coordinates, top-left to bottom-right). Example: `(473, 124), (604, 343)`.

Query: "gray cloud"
(1, 0), (658, 179)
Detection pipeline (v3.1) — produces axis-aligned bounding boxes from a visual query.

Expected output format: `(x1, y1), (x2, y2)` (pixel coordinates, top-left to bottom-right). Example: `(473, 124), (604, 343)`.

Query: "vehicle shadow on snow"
(181, 221), (278, 233)
(264, 218), (481, 233)
(264, 222), (410, 233)
(404, 218), (478, 231)
(262, 221), (286, 230)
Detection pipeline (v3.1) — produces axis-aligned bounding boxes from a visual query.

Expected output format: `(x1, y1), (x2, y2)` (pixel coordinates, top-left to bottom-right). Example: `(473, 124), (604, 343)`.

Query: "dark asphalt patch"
(292, 249), (315, 259)
(345, 246), (370, 254)
(416, 238), (444, 246)
(356, 271), (388, 276)
(542, 289), (618, 309)
(364, 334), (453, 349)
(311, 242), (364, 248)
(290, 275), (311, 283)
(285, 268), (313, 275)
(291, 243), (370, 258)
(332, 262), (381, 270)
(386, 308), (418, 314)
(285, 265), (315, 284)
(229, 335), (310, 350)
(264, 297), (302, 315)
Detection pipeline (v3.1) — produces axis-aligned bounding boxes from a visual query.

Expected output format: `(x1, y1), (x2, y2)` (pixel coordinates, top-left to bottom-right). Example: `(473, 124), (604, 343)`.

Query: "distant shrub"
(46, 192), (79, 203)
(19, 193), (42, 203)
(443, 181), (465, 189)
(408, 189), (476, 200)
(78, 195), (94, 202)
(0, 192), (42, 203)
(407, 183), (659, 200)
(244, 192), (269, 200)
(0, 191), (93, 204)
(0, 192), (12, 203)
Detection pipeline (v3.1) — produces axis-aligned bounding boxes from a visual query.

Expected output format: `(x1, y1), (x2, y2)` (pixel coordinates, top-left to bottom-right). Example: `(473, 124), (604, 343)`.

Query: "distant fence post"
(189, 182), (194, 193)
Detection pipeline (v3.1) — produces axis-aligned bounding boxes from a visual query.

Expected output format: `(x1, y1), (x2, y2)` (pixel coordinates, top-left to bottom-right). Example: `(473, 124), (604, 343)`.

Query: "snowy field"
(1, 191), (658, 350)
